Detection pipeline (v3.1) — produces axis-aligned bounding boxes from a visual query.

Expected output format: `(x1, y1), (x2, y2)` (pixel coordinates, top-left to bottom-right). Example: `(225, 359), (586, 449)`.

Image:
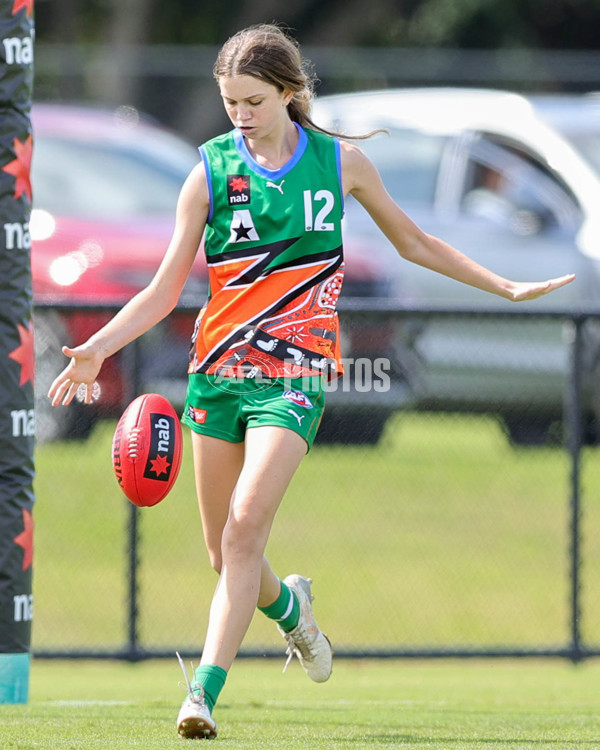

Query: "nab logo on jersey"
(227, 175), (251, 206)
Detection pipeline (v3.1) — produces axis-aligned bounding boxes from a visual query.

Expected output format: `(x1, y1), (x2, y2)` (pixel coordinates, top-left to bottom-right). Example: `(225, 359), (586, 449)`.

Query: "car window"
(565, 131), (600, 177)
(358, 128), (446, 205)
(32, 136), (193, 220)
(460, 135), (581, 236)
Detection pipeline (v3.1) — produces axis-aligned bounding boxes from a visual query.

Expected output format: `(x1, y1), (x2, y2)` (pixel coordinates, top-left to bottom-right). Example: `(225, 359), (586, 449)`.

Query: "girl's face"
(218, 75), (293, 139)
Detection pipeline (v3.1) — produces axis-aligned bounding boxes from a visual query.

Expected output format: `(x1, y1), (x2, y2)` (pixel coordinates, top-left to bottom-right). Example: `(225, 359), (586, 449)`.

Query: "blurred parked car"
(313, 88), (600, 444)
(31, 103), (392, 443)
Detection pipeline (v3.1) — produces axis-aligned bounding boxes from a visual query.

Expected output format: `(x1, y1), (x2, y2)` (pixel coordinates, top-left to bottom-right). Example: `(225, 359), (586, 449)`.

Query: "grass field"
(2, 658), (600, 748)
(17, 414), (600, 746)
(32, 413), (600, 653)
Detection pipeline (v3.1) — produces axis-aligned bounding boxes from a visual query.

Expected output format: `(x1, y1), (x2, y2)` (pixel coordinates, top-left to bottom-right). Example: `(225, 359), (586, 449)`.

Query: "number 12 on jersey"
(303, 189), (335, 232)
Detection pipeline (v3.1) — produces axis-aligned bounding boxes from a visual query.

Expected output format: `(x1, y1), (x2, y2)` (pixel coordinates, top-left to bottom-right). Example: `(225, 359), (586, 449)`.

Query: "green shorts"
(182, 373), (326, 449)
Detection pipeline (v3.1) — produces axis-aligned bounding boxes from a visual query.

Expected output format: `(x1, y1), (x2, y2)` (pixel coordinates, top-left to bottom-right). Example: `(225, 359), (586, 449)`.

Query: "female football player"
(48, 24), (574, 740)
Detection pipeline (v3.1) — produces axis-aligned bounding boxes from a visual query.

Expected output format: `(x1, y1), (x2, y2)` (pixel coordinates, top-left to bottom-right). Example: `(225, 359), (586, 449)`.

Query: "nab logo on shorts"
(227, 174), (251, 206)
(282, 390), (313, 409)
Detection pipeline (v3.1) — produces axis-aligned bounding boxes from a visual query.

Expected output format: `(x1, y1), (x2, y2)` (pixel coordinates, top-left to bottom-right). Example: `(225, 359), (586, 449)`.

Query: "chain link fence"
(33, 44), (600, 144)
(30, 302), (600, 661)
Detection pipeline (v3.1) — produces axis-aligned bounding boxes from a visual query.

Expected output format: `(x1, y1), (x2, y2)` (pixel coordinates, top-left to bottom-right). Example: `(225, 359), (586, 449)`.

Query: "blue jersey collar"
(232, 122), (308, 180)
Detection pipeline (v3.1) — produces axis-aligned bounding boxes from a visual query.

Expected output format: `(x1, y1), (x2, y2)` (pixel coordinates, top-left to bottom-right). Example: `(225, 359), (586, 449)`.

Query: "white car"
(313, 88), (600, 444)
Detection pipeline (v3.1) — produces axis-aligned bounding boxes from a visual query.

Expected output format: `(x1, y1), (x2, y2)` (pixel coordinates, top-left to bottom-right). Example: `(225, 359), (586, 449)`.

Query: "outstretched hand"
(48, 344), (105, 406)
(507, 273), (576, 302)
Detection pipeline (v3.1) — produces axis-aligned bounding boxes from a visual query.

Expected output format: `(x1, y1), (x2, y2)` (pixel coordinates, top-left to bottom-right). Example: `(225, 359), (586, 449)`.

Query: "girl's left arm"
(340, 141), (575, 301)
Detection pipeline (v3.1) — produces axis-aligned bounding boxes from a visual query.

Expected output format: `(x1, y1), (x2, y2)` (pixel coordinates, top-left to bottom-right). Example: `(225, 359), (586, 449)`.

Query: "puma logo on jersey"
(266, 179), (285, 195)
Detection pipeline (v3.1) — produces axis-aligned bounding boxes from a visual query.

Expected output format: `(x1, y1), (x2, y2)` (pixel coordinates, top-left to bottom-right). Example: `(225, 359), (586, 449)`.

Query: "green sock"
(258, 579), (300, 632)
(193, 665), (227, 713)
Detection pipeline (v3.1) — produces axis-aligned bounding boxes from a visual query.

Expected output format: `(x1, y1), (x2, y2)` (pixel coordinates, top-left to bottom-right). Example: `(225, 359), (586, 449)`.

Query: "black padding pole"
(0, 0), (35, 704)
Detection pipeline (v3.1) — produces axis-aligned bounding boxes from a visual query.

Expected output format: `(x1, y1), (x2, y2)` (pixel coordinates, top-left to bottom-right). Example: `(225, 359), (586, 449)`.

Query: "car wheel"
(34, 310), (97, 443)
(315, 407), (392, 445)
(500, 414), (561, 447)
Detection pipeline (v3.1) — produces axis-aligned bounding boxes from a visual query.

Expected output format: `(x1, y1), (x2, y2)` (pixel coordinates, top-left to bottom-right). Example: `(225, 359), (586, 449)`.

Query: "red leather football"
(111, 393), (183, 507)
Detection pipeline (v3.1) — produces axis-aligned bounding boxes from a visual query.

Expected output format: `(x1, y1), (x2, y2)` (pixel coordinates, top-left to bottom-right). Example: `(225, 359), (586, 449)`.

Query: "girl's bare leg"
(195, 426), (306, 670)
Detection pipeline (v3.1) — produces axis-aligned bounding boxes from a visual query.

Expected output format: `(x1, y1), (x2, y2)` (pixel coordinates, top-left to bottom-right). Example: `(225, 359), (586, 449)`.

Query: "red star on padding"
(12, 0), (33, 16)
(229, 176), (248, 192)
(2, 135), (33, 202)
(149, 454), (170, 476)
(9, 320), (35, 386)
(14, 509), (34, 571)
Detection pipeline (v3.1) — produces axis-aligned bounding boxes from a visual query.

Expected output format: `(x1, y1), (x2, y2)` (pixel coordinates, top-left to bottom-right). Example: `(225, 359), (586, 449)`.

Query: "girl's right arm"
(48, 161), (210, 406)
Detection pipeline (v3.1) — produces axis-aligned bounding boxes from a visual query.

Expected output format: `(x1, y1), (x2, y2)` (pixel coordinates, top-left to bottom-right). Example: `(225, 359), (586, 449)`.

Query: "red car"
(31, 104), (208, 441)
(31, 104), (394, 443)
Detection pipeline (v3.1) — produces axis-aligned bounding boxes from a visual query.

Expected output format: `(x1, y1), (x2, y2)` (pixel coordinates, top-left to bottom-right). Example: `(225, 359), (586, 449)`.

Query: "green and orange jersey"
(189, 123), (345, 380)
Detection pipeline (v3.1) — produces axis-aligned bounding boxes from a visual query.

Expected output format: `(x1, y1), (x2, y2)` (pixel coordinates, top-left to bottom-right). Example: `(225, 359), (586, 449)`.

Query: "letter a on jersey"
(229, 209), (260, 243)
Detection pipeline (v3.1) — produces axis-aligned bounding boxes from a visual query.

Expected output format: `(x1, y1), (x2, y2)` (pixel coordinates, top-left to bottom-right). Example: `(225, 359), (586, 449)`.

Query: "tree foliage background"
(31, 0), (600, 142)
(35, 0), (600, 49)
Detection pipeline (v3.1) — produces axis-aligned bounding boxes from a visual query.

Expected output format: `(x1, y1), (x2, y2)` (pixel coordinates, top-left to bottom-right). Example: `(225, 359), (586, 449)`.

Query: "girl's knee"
(221, 515), (267, 563)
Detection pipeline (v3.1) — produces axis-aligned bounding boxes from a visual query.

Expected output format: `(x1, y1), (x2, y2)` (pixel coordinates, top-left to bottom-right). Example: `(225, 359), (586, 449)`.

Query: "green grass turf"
(32, 413), (600, 653)
(2, 659), (600, 748)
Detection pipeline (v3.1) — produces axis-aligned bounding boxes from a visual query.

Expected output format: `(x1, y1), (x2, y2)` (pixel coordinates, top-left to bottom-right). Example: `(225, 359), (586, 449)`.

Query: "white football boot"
(278, 574), (333, 683)
(176, 653), (217, 740)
